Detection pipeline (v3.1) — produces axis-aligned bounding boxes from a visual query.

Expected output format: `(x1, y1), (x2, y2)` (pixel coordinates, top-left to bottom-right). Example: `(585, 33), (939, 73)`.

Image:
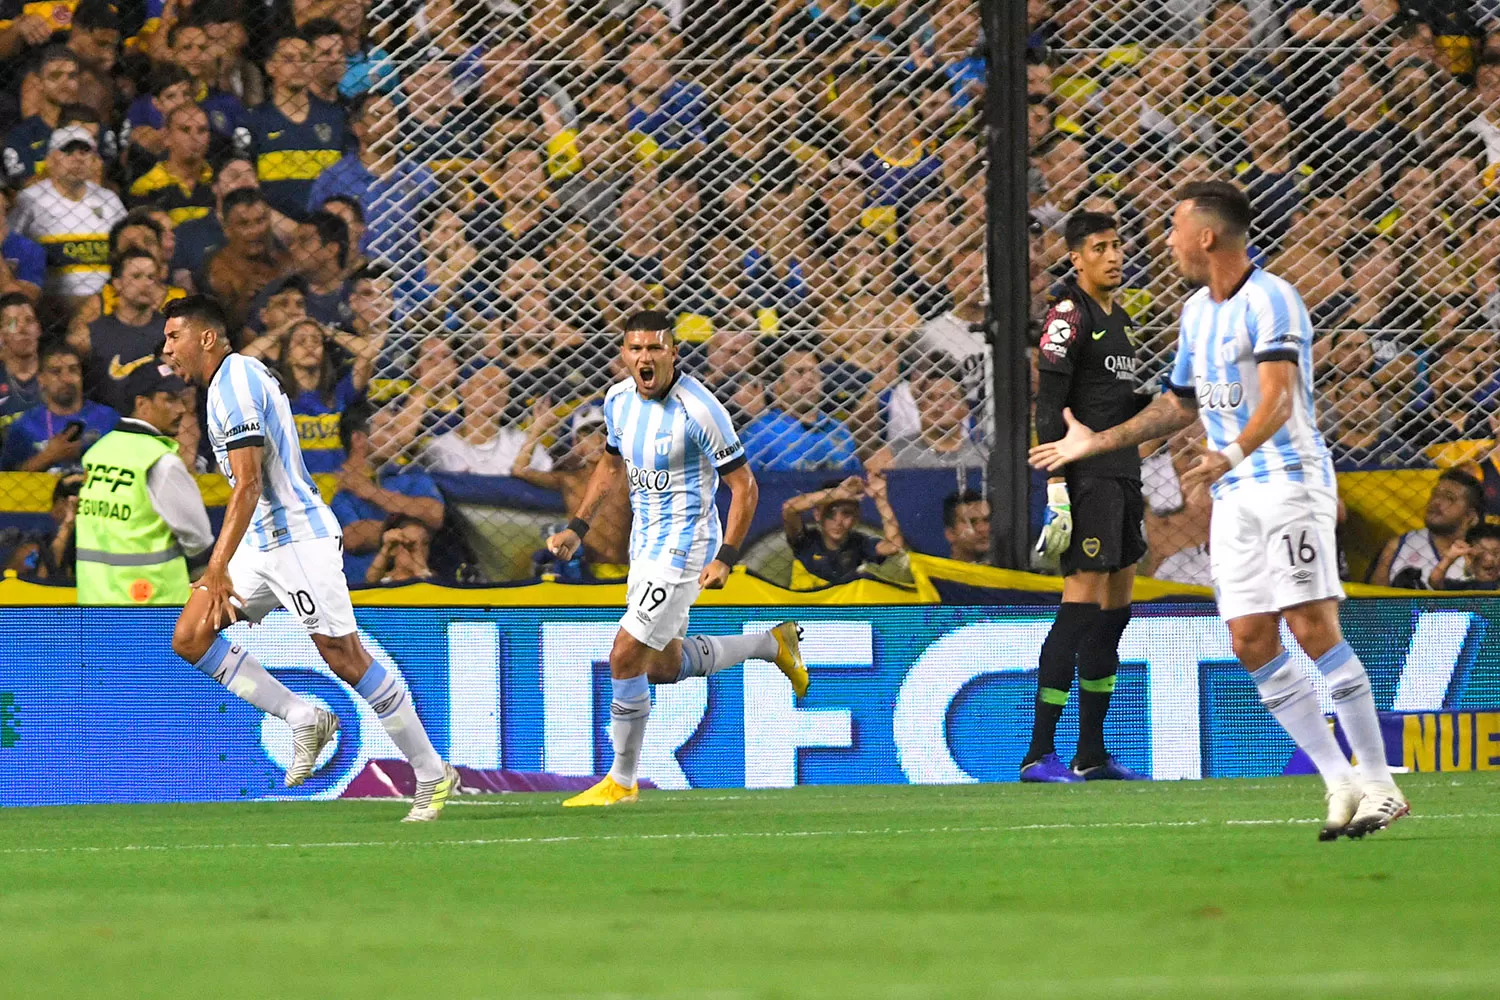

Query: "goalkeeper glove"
(1035, 481), (1073, 559)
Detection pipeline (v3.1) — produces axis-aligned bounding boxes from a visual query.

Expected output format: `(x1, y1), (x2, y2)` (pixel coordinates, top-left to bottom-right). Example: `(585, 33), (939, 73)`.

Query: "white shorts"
(1210, 481), (1344, 622)
(619, 563), (701, 650)
(225, 535), (358, 638)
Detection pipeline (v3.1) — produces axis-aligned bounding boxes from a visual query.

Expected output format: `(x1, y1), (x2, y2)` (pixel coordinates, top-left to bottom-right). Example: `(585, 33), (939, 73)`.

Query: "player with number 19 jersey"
(602, 372), (746, 582)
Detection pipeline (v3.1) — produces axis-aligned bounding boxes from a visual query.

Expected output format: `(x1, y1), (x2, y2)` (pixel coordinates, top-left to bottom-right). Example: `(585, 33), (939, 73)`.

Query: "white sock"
(607, 674), (650, 787)
(193, 637), (315, 727)
(1315, 641), (1394, 786)
(676, 632), (779, 681)
(1250, 651), (1355, 791)
(354, 661), (443, 782)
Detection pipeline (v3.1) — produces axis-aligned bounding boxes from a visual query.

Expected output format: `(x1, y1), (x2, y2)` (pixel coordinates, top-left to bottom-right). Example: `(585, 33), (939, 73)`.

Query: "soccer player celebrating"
(1032, 182), (1407, 840)
(547, 310), (808, 807)
(1023, 212), (1150, 783)
(161, 295), (459, 822)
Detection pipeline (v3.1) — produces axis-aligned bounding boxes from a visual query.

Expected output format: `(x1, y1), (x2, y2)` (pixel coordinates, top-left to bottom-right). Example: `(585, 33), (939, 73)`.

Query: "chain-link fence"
(4, 1), (1493, 592)
(0, 0), (991, 588)
(1031, 0), (1500, 588)
(351, 0), (992, 585)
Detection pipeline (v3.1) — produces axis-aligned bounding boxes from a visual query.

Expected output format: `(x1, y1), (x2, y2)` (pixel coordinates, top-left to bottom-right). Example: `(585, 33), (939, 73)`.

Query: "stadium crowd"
(0, 0), (1495, 587)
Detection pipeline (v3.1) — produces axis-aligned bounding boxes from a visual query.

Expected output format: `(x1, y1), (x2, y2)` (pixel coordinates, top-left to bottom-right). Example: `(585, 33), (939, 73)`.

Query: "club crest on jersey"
(654, 435), (673, 457)
(1081, 537), (1101, 558)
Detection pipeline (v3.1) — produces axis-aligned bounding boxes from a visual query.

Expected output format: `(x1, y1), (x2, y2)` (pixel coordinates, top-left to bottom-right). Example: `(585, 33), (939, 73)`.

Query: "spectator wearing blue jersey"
(163, 21), (243, 138)
(781, 475), (904, 586)
(277, 318), (379, 474)
(859, 84), (944, 246)
(233, 33), (349, 221)
(622, 36), (710, 160)
(0, 293), (43, 419)
(909, 0), (986, 111)
(304, 93), (438, 266)
(1, 197), (45, 301)
(332, 400), (447, 584)
(740, 338), (861, 472)
(1, 343), (117, 473)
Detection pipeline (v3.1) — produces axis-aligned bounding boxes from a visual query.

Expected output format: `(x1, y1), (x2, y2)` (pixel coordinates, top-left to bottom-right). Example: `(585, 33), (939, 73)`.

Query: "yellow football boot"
(771, 621), (809, 697)
(562, 774), (640, 807)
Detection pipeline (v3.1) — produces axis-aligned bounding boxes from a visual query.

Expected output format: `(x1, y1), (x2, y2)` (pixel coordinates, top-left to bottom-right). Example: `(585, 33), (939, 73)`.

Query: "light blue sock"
(1250, 648), (1354, 788)
(1315, 641), (1392, 785)
(352, 660), (442, 782)
(676, 632), (779, 682)
(191, 636), (314, 726)
(607, 674), (651, 786)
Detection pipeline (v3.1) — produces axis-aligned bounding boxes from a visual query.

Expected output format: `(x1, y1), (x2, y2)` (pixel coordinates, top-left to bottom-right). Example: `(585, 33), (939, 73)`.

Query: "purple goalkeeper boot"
(1071, 755), (1149, 781)
(1019, 752), (1084, 783)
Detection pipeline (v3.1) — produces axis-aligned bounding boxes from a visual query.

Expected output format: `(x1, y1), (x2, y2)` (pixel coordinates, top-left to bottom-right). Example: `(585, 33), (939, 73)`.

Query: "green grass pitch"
(3, 774), (1497, 999)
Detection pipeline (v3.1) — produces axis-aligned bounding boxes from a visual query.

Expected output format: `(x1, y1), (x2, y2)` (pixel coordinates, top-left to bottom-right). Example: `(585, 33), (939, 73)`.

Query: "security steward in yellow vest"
(76, 360), (213, 605)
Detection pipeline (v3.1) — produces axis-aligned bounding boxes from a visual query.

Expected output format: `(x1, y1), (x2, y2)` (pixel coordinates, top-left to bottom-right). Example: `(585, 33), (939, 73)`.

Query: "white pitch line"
(1, 812), (1494, 857)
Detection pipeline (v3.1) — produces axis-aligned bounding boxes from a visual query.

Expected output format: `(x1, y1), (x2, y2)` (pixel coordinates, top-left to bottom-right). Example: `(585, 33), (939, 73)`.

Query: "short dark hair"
(623, 310), (674, 338)
(0, 291), (36, 316)
(1467, 522), (1500, 546)
(302, 210), (350, 267)
(111, 247), (159, 280)
(267, 274), (310, 300)
(57, 103), (101, 128)
(1439, 468), (1484, 516)
(1178, 180), (1253, 241)
(164, 294), (229, 338)
(147, 61), (193, 97)
(109, 211), (163, 255)
(763, 334), (821, 383)
(943, 488), (986, 529)
(221, 187), (266, 218)
(300, 17), (344, 39)
(1064, 211), (1118, 251)
(73, 0), (120, 31)
(167, 18), (208, 47)
(36, 45), (78, 72)
(40, 342), (83, 368)
(339, 399), (374, 454)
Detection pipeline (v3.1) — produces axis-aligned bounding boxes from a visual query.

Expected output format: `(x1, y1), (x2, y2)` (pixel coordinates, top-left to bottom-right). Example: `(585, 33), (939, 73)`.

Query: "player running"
(1024, 212), (1150, 783)
(547, 310), (808, 807)
(1031, 182), (1407, 840)
(161, 295), (459, 822)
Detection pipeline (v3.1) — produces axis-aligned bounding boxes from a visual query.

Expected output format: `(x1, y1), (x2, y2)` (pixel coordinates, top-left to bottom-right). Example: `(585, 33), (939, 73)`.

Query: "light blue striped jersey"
(1168, 267), (1335, 497)
(206, 353), (341, 550)
(603, 373), (745, 579)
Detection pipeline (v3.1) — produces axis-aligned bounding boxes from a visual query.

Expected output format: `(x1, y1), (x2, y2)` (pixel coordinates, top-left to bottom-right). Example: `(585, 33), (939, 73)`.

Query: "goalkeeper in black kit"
(1021, 212), (1153, 782)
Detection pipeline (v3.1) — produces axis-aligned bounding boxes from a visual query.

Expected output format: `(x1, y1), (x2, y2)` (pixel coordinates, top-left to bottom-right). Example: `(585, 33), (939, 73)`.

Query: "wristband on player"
(567, 517), (590, 539)
(1220, 442), (1247, 469)
(715, 543), (741, 566)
